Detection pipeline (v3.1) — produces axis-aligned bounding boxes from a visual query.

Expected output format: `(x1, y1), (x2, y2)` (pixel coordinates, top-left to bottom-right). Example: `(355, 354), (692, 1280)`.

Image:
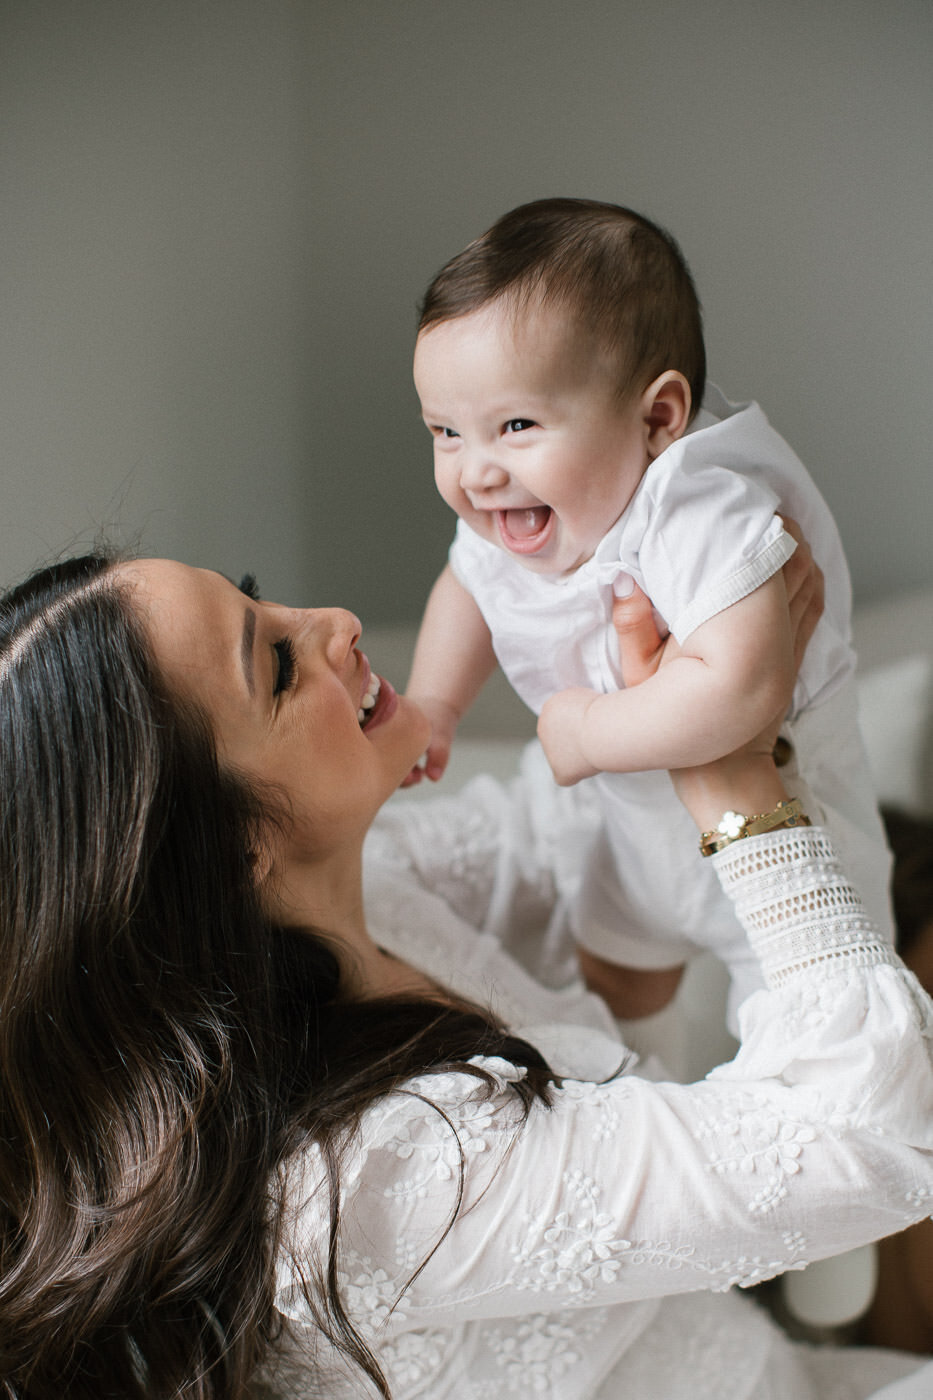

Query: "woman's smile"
(357, 670), (399, 732)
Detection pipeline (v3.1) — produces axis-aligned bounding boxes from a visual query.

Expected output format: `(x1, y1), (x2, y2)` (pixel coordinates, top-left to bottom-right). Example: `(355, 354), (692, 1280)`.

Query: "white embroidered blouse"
(260, 764), (933, 1399)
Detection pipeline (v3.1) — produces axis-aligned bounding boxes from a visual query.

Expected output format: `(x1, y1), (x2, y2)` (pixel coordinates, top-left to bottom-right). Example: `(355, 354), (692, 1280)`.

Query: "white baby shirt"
(448, 387), (890, 1018)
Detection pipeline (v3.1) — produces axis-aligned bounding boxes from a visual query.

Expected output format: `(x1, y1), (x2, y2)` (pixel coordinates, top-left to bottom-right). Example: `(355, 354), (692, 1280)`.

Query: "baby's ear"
(642, 371), (692, 458)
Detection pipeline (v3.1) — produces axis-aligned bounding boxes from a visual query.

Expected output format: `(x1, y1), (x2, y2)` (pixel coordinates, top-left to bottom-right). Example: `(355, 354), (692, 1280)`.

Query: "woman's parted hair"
(418, 196), (707, 414)
(0, 553), (553, 1398)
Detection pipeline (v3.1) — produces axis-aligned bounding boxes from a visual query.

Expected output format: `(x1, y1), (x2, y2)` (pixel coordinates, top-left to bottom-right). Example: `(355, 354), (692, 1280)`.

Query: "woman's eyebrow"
(241, 607), (256, 696)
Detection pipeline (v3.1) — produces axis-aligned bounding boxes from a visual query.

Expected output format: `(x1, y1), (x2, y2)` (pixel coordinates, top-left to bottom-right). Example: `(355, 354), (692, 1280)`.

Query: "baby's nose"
(459, 448), (508, 492)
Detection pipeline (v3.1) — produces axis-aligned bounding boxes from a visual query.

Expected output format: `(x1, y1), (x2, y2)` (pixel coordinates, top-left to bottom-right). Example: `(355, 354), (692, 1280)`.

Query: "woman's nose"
(320, 608), (362, 667)
(286, 605), (361, 667)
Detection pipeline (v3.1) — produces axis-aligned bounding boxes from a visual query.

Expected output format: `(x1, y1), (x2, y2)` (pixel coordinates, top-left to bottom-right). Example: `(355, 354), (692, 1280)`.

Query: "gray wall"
(3, 1), (931, 622)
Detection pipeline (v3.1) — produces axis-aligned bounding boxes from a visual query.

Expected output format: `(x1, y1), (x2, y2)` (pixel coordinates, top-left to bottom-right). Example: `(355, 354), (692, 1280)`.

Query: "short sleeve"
(636, 460), (796, 643)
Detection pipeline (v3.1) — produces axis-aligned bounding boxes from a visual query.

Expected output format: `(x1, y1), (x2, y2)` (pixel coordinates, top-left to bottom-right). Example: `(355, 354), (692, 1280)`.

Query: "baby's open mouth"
(496, 506), (554, 553)
(358, 674), (381, 727)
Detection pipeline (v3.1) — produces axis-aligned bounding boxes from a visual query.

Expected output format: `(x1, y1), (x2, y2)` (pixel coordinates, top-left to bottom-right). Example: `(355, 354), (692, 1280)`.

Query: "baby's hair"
(418, 197), (706, 414)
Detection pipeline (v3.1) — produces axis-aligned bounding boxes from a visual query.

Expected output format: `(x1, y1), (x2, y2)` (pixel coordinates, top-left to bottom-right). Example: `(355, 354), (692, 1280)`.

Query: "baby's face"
(414, 299), (651, 576)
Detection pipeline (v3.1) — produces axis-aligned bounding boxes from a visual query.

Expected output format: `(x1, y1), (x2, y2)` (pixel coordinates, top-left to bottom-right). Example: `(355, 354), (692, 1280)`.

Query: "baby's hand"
(401, 696), (459, 787)
(537, 687), (602, 786)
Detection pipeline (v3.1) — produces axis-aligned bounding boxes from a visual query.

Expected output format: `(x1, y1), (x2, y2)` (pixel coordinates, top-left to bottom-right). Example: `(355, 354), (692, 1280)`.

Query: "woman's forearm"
(670, 749), (790, 836)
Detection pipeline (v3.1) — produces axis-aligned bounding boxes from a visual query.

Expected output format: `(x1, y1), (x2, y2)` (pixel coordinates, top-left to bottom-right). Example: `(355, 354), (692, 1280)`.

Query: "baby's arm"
(405, 563), (498, 784)
(538, 573), (795, 785)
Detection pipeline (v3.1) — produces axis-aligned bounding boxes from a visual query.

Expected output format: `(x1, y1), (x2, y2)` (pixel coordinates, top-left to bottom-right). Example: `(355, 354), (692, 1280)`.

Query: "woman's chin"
(366, 696), (432, 797)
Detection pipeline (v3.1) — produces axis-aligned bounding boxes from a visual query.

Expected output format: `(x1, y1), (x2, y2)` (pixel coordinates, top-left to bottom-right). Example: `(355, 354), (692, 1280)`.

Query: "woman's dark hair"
(0, 554), (554, 1397)
(418, 196), (707, 416)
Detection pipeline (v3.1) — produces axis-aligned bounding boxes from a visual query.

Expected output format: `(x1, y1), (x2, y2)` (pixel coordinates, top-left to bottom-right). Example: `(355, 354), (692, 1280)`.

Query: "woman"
(0, 547), (931, 1399)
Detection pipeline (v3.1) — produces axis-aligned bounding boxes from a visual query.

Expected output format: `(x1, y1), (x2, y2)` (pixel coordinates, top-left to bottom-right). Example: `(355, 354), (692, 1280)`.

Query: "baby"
(407, 197), (891, 1034)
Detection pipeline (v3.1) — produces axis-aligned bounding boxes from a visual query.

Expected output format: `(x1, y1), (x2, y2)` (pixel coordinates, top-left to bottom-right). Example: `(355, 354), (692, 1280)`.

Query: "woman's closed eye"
(273, 637), (297, 696)
(236, 575), (296, 697)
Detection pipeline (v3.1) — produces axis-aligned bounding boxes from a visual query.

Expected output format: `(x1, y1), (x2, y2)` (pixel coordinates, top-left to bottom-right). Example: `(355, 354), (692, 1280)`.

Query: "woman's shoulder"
(283, 1056), (531, 1247)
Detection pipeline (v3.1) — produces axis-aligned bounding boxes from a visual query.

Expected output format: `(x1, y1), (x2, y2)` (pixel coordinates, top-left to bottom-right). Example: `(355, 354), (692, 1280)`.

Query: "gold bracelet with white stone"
(698, 797), (811, 857)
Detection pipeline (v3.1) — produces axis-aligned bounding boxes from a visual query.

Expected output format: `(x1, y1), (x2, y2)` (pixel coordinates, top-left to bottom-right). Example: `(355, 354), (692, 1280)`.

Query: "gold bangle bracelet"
(699, 797), (811, 857)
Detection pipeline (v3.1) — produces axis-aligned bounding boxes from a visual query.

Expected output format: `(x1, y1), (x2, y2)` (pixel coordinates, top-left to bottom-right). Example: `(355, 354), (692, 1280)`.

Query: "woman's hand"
(610, 518), (824, 832)
(778, 516), (825, 678)
(613, 519), (822, 698)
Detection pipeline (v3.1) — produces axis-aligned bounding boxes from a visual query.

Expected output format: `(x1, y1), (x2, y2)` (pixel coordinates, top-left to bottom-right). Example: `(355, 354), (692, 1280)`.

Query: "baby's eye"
(439, 426), (459, 439)
(273, 637), (297, 696)
(504, 419), (536, 433)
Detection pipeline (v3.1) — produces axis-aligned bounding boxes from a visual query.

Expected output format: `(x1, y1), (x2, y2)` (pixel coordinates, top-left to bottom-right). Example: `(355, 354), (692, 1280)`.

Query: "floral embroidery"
(369, 797), (507, 931)
(622, 1241), (697, 1273)
(781, 1229), (809, 1258)
(381, 1327), (457, 1390)
(337, 1253), (459, 1391)
(338, 1254), (408, 1338)
(697, 1091), (817, 1213)
(558, 1079), (631, 1144)
(376, 1075), (521, 1200)
(906, 1183), (933, 1218)
(512, 1172), (630, 1299)
(717, 1253), (798, 1290)
(394, 1232), (427, 1278)
(485, 1309), (606, 1394)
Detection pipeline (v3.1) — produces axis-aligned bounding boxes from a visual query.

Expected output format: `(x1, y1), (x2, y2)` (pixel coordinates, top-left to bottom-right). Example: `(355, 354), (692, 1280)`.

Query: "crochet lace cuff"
(712, 826), (899, 988)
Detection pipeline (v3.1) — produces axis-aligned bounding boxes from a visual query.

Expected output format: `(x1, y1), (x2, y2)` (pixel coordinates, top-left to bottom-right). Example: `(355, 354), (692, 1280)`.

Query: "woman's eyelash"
(236, 575), (294, 696)
(273, 637), (297, 696)
(236, 574), (293, 695)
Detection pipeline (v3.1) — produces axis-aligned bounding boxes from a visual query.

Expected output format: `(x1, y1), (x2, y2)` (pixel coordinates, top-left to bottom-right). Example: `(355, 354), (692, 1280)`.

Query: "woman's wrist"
(670, 750), (790, 837)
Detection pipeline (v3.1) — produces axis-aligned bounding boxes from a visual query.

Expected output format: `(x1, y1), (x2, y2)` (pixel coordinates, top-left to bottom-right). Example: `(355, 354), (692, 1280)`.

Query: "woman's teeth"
(358, 675), (381, 726)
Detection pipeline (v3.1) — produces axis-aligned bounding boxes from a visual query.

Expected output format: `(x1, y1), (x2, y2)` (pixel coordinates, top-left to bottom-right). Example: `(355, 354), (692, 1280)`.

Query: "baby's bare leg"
(577, 946), (685, 1019)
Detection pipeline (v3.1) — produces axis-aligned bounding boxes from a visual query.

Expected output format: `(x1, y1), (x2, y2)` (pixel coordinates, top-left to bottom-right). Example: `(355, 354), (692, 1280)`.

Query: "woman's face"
(120, 560), (430, 862)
